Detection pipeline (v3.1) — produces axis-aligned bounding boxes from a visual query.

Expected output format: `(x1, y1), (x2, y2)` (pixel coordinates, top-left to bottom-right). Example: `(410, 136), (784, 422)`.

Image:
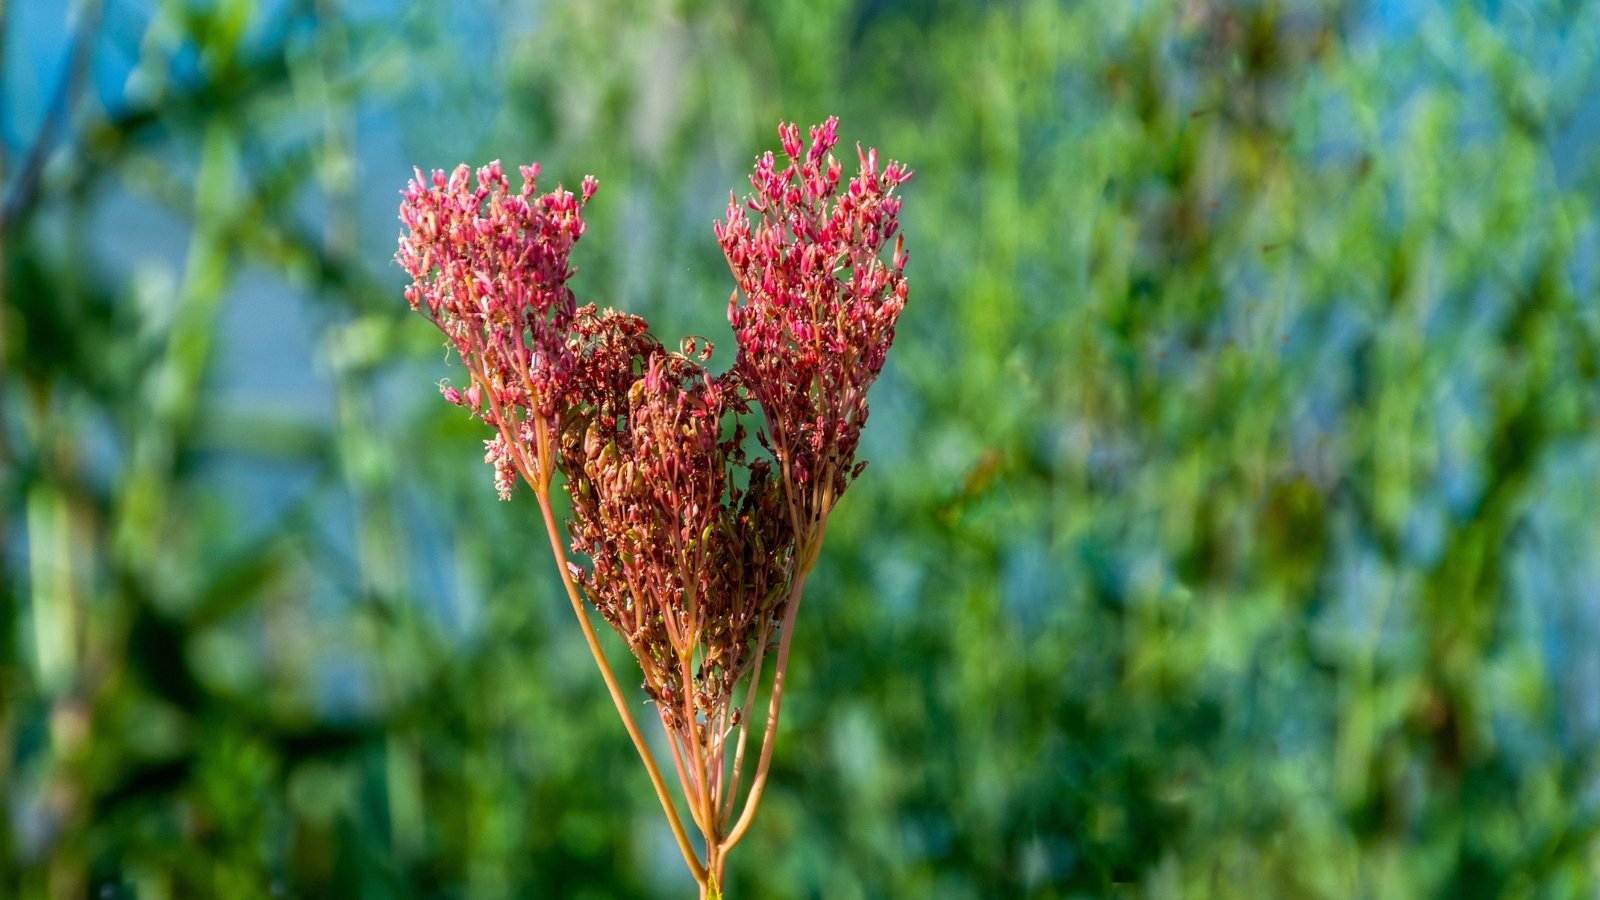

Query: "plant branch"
(719, 564), (811, 853)
(661, 711), (709, 836)
(720, 613), (770, 827)
(1, 0), (101, 228)
(533, 488), (707, 884)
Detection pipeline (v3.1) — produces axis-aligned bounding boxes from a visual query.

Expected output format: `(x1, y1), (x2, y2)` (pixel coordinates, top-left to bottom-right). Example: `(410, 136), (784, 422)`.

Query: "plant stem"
(702, 845), (725, 900)
(719, 615), (770, 826)
(719, 565), (811, 853)
(534, 488), (707, 885)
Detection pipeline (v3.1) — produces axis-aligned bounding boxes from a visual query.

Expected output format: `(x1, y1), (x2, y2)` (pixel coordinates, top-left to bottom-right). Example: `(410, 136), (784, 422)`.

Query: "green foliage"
(4, 0), (1599, 896)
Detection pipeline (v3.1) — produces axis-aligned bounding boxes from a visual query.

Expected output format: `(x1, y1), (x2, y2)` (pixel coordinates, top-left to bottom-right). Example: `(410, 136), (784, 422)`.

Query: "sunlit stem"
(720, 614), (770, 827)
(661, 711), (710, 836)
(532, 477), (707, 885)
(719, 559), (813, 854)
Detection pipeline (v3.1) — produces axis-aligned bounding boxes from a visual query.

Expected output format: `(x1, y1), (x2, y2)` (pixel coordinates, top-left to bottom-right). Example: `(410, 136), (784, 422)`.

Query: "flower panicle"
(396, 160), (597, 495)
(557, 320), (793, 729)
(714, 117), (912, 539)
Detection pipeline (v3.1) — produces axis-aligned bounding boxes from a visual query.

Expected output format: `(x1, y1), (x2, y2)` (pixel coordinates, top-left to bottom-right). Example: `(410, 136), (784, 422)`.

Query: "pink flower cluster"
(716, 117), (912, 553)
(397, 119), (909, 890)
(396, 160), (597, 494)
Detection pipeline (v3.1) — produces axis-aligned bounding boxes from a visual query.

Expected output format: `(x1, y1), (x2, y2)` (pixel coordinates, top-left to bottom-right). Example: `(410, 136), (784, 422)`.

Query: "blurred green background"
(5, 0), (1600, 897)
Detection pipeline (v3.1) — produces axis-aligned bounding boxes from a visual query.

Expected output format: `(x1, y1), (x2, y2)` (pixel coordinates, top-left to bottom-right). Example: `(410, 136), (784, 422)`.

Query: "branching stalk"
(534, 488), (707, 885)
(721, 565), (811, 853)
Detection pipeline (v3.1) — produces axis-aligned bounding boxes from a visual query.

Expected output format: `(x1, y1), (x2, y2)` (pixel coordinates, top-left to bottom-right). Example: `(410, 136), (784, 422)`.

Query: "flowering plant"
(397, 118), (910, 897)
